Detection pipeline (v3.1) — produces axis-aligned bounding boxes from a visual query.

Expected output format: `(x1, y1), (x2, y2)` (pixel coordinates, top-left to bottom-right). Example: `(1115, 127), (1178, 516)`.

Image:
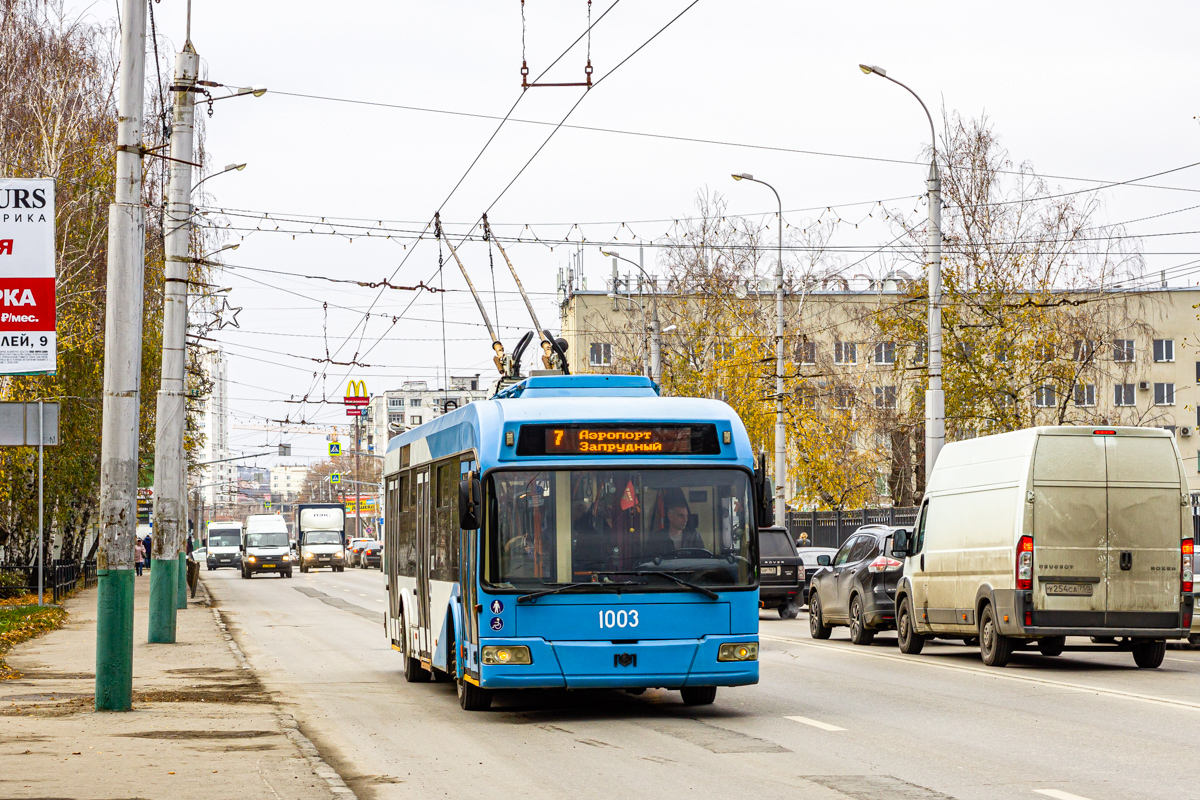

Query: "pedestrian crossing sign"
(330, 473), (341, 484)
(329, 442), (341, 456)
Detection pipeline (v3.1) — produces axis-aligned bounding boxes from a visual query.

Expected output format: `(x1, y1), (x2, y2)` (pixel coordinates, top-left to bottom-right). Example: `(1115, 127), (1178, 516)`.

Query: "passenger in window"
(646, 490), (704, 557)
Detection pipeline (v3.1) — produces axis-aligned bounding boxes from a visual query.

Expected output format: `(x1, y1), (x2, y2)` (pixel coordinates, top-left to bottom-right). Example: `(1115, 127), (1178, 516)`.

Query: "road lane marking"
(784, 715), (845, 732)
(1035, 790), (1096, 800)
(762, 633), (1200, 714)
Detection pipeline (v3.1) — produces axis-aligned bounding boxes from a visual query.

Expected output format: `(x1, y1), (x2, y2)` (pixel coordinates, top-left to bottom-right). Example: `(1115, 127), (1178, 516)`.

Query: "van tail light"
(1016, 535), (1034, 591)
(1182, 539), (1194, 594)
(868, 555), (904, 573)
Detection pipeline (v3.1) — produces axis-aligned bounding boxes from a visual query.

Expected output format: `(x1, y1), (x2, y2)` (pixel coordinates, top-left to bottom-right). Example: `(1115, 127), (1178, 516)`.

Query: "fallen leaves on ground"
(0, 603), (68, 680)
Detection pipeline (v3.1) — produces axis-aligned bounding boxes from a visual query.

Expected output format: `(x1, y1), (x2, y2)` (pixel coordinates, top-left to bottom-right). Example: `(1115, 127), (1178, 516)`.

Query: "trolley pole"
(96, 0), (147, 712)
(149, 41), (199, 642)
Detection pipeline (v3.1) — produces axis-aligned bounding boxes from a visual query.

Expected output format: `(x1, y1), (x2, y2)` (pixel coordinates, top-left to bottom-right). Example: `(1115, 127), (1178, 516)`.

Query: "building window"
(873, 342), (895, 365)
(589, 342), (612, 366)
(409, 398), (421, 407)
(1073, 340), (1096, 362)
(913, 342), (926, 364)
(874, 386), (897, 409)
(833, 387), (855, 409)
(994, 345), (1008, 364)
(1153, 339), (1175, 363)
(1113, 339), (1135, 363)
(1154, 382), (1175, 406)
(410, 415), (422, 425)
(796, 340), (816, 365)
(1034, 343), (1054, 362)
(1161, 425), (1177, 437)
(795, 390), (816, 408)
(470, 379), (478, 391)
(388, 398), (404, 408)
(834, 342), (857, 365)
(1073, 383), (1096, 407)
(1114, 383), (1135, 406)
(1034, 386), (1056, 407)
(388, 413), (403, 424)
(957, 342), (975, 361)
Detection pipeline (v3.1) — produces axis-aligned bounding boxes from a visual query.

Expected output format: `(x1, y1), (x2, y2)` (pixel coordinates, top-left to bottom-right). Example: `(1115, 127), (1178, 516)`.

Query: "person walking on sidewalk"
(142, 532), (152, 570)
(134, 537), (145, 576)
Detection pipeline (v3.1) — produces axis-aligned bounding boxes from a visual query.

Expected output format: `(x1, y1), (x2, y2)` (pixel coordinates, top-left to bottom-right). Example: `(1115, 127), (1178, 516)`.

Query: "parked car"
(808, 526), (906, 645)
(360, 541), (383, 569)
(346, 538), (373, 567)
(891, 426), (1193, 669)
(757, 527), (803, 618)
(797, 547), (838, 607)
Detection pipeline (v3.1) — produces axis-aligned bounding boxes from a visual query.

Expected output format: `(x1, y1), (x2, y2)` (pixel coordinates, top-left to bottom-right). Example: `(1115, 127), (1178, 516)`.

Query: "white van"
(205, 521), (243, 570)
(297, 505), (347, 573)
(241, 514), (293, 579)
(892, 426), (1193, 669)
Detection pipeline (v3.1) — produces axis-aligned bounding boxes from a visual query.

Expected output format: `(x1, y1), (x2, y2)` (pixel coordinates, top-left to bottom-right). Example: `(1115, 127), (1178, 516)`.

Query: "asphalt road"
(203, 566), (1200, 800)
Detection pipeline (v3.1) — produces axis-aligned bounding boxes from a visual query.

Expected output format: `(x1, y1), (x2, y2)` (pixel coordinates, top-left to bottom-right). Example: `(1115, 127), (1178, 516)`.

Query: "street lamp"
(191, 162), (246, 195)
(858, 63), (944, 481)
(601, 247), (663, 385)
(730, 172), (786, 529)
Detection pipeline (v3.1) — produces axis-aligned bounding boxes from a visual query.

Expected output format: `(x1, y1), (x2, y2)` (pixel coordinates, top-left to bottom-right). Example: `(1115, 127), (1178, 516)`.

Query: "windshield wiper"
(594, 570), (720, 600)
(516, 581), (640, 604)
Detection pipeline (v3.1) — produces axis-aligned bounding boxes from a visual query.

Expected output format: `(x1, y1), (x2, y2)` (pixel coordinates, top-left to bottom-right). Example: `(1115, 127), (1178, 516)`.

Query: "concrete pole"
(96, 0), (147, 712)
(149, 43), (198, 641)
(772, 191), (786, 529)
(354, 414), (361, 539)
(643, 245), (662, 386)
(925, 160), (944, 481)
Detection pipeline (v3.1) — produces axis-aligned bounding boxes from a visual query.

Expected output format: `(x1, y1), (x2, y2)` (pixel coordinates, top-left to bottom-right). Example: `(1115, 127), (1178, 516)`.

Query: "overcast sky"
(70, 1), (1200, 468)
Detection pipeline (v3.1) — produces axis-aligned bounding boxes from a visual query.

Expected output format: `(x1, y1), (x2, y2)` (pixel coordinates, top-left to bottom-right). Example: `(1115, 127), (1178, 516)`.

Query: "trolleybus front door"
(416, 469), (432, 660)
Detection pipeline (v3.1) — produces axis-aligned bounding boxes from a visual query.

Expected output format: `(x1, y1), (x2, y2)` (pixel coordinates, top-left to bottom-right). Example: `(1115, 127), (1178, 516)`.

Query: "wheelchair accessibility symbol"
(489, 616), (504, 632)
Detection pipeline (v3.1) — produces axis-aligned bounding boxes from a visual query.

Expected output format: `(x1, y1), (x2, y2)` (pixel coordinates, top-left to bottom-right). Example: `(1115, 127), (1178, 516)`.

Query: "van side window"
(913, 503), (928, 554)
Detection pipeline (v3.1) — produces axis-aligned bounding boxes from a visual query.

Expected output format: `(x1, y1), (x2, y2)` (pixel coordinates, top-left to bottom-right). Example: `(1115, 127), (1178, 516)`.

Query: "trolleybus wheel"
(680, 686), (717, 706)
(457, 677), (493, 711)
(404, 653), (431, 683)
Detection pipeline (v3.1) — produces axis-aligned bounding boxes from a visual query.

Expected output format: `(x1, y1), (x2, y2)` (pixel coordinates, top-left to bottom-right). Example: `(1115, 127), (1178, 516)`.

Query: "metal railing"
(0, 559), (97, 602)
(785, 507), (919, 549)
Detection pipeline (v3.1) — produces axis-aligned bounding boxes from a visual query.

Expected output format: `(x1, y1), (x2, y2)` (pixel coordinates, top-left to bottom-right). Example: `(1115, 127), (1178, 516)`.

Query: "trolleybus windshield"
(485, 468), (755, 590)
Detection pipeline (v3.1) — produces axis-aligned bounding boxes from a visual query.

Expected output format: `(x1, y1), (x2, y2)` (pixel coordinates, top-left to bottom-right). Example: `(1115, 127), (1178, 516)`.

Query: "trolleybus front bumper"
(475, 635), (759, 690)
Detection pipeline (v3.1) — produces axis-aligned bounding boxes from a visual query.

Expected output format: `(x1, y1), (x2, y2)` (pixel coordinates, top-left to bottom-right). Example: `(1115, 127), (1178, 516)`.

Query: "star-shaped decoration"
(211, 299), (242, 330)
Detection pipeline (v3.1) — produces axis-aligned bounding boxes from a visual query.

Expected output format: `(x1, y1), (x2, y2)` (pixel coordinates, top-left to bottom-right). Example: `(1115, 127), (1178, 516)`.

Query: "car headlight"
(304, 551), (314, 558)
(717, 642), (758, 662)
(247, 555), (256, 563)
(282, 555), (290, 562)
(481, 645), (532, 665)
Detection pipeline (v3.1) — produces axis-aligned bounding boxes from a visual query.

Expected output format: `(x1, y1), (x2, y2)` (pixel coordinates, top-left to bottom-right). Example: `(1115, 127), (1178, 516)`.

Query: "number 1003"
(599, 609), (639, 629)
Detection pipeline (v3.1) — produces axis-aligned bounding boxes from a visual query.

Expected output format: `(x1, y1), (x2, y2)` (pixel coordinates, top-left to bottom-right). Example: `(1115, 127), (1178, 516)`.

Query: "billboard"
(0, 179), (55, 374)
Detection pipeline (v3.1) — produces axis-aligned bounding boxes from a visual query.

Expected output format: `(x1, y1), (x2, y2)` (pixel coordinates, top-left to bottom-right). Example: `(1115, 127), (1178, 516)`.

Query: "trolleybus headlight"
(481, 645), (532, 665)
(717, 642), (758, 662)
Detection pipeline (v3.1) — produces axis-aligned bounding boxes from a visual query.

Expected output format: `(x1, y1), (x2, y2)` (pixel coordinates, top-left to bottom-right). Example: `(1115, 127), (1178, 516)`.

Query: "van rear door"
(1104, 435), (1184, 626)
(1031, 434), (1109, 624)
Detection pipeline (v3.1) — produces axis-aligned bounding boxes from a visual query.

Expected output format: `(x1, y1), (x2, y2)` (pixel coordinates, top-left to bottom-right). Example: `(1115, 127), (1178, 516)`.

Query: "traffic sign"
(328, 442), (341, 456)
(345, 408), (362, 417)
(330, 473), (341, 484)
(264, 501), (272, 510)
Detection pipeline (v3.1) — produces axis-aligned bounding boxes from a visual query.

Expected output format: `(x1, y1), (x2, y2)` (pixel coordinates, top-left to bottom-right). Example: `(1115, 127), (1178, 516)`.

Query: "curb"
(208, 605), (358, 798)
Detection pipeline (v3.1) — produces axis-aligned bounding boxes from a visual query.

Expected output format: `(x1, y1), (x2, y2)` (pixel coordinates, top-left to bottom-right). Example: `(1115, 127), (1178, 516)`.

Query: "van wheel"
(680, 686), (717, 706)
(979, 604), (1014, 667)
(1132, 639), (1166, 669)
(808, 594), (832, 640)
(849, 597), (875, 645)
(897, 597), (925, 655)
(458, 677), (493, 711)
(1037, 636), (1066, 657)
(778, 601), (799, 620)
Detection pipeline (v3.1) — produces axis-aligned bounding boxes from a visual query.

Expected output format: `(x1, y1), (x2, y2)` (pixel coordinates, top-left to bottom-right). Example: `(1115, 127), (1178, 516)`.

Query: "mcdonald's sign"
(344, 379), (369, 406)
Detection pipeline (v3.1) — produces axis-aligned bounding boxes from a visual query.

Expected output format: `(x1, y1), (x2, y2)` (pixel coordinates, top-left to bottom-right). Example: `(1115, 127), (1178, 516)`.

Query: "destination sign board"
(516, 424), (721, 456)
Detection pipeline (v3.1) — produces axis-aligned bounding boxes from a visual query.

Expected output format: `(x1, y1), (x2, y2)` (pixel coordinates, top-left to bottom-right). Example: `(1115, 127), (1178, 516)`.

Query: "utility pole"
(149, 41), (199, 643)
(96, 0), (147, 712)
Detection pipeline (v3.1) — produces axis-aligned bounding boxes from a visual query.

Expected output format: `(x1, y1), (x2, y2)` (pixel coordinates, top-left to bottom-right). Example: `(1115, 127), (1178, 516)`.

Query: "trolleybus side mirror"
(754, 452), (772, 529)
(891, 529), (910, 558)
(459, 473), (482, 530)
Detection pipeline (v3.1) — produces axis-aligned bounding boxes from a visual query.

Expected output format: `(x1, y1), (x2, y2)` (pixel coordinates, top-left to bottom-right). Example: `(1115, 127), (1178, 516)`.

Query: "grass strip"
(0, 599), (67, 680)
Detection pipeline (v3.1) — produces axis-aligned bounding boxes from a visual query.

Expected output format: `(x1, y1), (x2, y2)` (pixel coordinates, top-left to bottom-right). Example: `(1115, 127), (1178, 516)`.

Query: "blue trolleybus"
(382, 374), (765, 710)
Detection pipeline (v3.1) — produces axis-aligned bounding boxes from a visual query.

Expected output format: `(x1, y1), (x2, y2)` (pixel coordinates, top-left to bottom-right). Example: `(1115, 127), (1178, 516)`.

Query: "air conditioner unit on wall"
(1181, 426), (1192, 437)
(1138, 381), (1151, 391)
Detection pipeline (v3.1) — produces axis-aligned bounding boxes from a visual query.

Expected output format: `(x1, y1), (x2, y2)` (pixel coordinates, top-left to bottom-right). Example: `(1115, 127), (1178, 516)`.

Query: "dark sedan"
(807, 526), (907, 645)
(757, 527), (803, 618)
(360, 541), (382, 569)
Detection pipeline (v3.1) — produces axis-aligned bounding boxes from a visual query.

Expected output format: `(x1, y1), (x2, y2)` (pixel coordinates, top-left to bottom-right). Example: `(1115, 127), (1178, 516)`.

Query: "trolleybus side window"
(485, 468), (755, 591)
(432, 459), (459, 582)
(397, 471), (416, 578)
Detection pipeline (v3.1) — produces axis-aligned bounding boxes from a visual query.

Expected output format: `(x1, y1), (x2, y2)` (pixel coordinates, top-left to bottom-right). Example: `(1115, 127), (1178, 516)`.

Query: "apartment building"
(269, 464), (309, 502)
(560, 282), (1200, 492)
(360, 375), (487, 453)
(197, 348), (233, 509)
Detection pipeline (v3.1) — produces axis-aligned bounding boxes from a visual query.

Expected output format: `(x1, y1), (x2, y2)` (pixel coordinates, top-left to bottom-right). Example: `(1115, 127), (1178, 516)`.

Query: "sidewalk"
(0, 569), (354, 799)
